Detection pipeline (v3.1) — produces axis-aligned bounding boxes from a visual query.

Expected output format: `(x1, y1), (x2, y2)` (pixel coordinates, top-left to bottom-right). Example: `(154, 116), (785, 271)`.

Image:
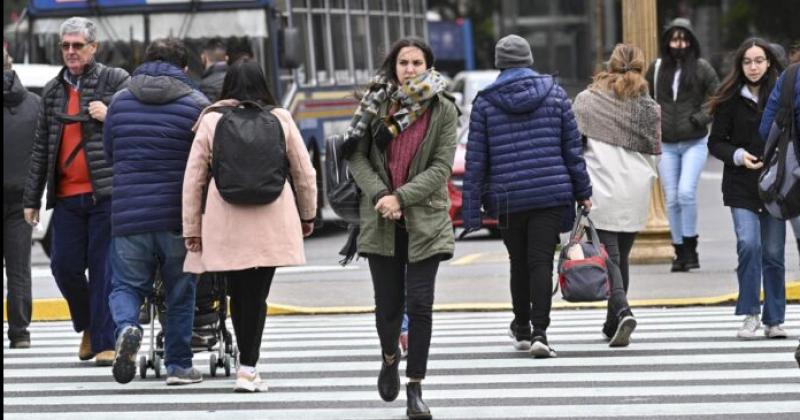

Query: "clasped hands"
(375, 194), (402, 220)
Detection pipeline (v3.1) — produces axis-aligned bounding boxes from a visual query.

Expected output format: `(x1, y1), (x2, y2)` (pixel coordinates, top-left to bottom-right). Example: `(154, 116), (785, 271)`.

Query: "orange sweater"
(57, 86), (93, 198)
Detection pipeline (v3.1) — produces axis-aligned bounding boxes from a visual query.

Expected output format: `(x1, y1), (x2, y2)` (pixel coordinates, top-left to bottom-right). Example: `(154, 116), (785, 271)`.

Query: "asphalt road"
(17, 158), (800, 308)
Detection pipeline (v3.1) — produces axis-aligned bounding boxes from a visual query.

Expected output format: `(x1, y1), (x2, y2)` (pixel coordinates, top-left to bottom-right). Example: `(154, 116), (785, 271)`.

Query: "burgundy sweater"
(386, 109), (432, 191)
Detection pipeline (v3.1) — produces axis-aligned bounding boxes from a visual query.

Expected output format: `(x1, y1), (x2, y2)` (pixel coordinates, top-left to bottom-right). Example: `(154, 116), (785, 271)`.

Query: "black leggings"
(596, 230), (637, 292)
(596, 230), (637, 328)
(367, 227), (440, 380)
(227, 267), (275, 367)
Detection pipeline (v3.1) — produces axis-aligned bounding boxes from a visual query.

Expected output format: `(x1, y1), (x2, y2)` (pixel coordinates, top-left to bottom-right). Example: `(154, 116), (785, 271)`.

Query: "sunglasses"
(60, 42), (89, 52)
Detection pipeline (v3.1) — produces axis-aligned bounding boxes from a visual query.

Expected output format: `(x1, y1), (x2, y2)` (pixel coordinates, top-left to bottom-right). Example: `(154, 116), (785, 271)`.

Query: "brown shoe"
(95, 350), (116, 366)
(78, 330), (95, 361)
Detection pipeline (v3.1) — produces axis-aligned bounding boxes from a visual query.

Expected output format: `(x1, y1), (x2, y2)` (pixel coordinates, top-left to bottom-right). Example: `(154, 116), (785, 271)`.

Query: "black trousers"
(597, 230), (637, 329)
(499, 206), (567, 333)
(227, 267), (275, 367)
(3, 191), (32, 342)
(367, 226), (439, 380)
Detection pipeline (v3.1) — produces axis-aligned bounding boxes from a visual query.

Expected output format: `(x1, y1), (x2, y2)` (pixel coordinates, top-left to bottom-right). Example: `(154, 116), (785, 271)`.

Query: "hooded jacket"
(4, 70), (41, 194)
(22, 61), (129, 210)
(103, 61), (210, 236)
(462, 67), (592, 230)
(645, 18), (719, 143)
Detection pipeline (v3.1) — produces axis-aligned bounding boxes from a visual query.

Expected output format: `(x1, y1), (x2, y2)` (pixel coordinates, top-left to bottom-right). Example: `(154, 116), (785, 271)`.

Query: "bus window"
(369, 15), (387, 69)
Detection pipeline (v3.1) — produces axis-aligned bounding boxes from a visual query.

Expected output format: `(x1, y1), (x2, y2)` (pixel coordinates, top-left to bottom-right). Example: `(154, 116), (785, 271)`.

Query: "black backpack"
(324, 133), (361, 225)
(758, 63), (800, 220)
(212, 101), (287, 205)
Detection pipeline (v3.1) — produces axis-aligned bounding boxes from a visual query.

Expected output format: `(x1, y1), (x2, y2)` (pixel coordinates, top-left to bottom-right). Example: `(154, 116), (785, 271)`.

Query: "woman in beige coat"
(182, 60), (316, 392)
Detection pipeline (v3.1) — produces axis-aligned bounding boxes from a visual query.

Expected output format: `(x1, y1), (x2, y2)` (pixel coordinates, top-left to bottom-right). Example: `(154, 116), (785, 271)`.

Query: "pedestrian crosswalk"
(4, 305), (800, 419)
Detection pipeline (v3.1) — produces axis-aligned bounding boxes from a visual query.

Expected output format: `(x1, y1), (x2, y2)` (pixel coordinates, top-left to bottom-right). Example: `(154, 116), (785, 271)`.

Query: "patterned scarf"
(342, 68), (448, 154)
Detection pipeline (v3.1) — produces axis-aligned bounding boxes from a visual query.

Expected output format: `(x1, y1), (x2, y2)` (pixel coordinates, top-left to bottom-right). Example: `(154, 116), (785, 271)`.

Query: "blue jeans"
(659, 137), (708, 244)
(50, 194), (115, 352)
(731, 208), (786, 326)
(108, 232), (197, 369)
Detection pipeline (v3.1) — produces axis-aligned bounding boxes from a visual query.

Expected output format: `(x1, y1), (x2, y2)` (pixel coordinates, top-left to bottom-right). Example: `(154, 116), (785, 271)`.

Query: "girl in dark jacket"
(707, 38), (787, 340)
(347, 37), (458, 420)
(645, 18), (719, 272)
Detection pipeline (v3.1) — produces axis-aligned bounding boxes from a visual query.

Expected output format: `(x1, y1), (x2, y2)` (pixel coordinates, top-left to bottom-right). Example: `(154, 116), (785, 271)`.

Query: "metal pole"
(622, 0), (673, 264)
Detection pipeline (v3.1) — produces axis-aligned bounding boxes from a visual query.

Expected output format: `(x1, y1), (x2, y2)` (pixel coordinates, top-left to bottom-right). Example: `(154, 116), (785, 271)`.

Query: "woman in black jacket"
(707, 37), (786, 340)
(645, 18), (719, 272)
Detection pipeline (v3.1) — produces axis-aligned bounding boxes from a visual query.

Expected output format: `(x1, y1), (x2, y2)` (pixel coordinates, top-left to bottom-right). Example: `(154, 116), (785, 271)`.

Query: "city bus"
(9, 0), (429, 223)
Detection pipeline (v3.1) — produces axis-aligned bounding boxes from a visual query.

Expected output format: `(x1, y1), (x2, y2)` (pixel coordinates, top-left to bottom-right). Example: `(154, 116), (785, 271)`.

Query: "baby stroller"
(138, 271), (238, 378)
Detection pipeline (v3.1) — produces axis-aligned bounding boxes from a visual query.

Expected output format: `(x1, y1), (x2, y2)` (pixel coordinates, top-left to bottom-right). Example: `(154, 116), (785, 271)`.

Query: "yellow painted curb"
(6, 281), (800, 321)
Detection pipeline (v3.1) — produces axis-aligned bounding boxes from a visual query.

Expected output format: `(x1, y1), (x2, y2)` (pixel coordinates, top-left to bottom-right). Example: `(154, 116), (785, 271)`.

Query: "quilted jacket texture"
(462, 67), (592, 230)
(103, 61), (209, 236)
(23, 61), (130, 210)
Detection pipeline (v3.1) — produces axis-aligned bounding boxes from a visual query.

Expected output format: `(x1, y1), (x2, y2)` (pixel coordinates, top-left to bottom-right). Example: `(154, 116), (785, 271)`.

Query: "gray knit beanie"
(495, 35), (533, 69)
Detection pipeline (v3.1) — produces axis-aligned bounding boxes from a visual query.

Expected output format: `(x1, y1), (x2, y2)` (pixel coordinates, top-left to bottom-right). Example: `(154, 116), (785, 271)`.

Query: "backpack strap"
(777, 63), (798, 124)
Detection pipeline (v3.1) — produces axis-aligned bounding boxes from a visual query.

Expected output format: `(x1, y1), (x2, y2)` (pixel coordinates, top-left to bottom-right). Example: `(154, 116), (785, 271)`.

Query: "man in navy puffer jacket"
(463, 34), (592, 358)
(103, 38), (209, 385)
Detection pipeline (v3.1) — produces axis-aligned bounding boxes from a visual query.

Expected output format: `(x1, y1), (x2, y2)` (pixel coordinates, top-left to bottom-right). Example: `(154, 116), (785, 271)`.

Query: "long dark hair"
(657, 27), (701, 97)
(706, 37), (784, 115)
(376, 37), (434, 86)
(219, 59), (277, 105)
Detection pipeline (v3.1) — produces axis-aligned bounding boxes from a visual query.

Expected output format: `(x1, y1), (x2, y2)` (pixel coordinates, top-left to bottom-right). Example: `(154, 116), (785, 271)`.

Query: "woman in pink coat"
(182, 60), (317, 392)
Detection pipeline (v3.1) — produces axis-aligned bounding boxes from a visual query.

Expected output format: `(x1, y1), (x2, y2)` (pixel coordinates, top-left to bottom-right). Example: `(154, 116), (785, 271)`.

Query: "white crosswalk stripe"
(4, 305), (800, 419)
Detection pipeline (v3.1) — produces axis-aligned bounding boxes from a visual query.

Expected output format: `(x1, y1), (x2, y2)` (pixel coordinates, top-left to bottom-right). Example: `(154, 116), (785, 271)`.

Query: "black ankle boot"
(377, 349), (400, 402)
(683, 235), (700, 269)
(671, 243), (689, 272)
(406, 381), (432, 420)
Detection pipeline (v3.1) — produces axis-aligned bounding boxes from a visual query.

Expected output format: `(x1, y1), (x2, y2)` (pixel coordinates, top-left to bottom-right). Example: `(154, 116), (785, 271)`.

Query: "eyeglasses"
(742, 57), (768, 67)
(60, 42), (87, 52)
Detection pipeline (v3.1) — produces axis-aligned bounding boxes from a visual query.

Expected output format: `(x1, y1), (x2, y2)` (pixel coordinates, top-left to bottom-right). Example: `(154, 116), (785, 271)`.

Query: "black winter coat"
(646, 58), (719, 143)
(23, 62), (129, 210)
(4, 70), (41, 194)
(708, 87), (767, 213)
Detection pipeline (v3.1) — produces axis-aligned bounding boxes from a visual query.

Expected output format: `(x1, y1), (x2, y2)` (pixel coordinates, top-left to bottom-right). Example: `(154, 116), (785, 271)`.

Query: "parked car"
(447, 70), (500, 238)
(13, 63), (62, 256)
(448, 123), (500, 238)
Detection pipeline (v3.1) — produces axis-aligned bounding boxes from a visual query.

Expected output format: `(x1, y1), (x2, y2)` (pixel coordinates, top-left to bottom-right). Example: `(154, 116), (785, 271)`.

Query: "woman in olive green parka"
(346, 37), (457, 420)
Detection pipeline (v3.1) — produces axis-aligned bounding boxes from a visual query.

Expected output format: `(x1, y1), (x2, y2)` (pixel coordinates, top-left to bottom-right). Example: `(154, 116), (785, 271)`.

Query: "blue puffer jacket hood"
(480, 67), (554, 114)
(462, 67), (591, 231)
(103, 60), (209, 237)
(128, 61), (195, 104)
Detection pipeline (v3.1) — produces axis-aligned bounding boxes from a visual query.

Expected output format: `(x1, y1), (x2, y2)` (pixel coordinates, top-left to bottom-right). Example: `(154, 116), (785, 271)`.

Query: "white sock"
(239, 364), (256, 375)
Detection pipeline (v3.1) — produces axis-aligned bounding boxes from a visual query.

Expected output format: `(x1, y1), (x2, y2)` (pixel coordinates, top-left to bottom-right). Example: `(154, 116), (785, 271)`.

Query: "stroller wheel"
(153, 354), (162, 378)
(138, 355), (147, 379)
(209, 352), (218, 377)
(223, 354), (231, 377)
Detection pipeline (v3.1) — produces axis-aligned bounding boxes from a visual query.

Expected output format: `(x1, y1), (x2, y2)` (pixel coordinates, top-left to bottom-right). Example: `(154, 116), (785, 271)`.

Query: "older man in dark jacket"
(104, 38), (209, 385)
(23, 17), (129, 365)
(4, 47), (41, 349)
(463, 34), (592, 359)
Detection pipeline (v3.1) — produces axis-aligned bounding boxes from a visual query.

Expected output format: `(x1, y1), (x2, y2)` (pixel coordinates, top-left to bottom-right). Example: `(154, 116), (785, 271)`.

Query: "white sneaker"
(737, 314), (760, 339)
(764, 324), (788, 339)
(234, 369), (268, 392)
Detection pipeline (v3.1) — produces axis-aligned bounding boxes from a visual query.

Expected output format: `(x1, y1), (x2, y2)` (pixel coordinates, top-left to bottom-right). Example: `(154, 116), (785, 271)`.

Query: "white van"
(13, 63), (62, 256)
